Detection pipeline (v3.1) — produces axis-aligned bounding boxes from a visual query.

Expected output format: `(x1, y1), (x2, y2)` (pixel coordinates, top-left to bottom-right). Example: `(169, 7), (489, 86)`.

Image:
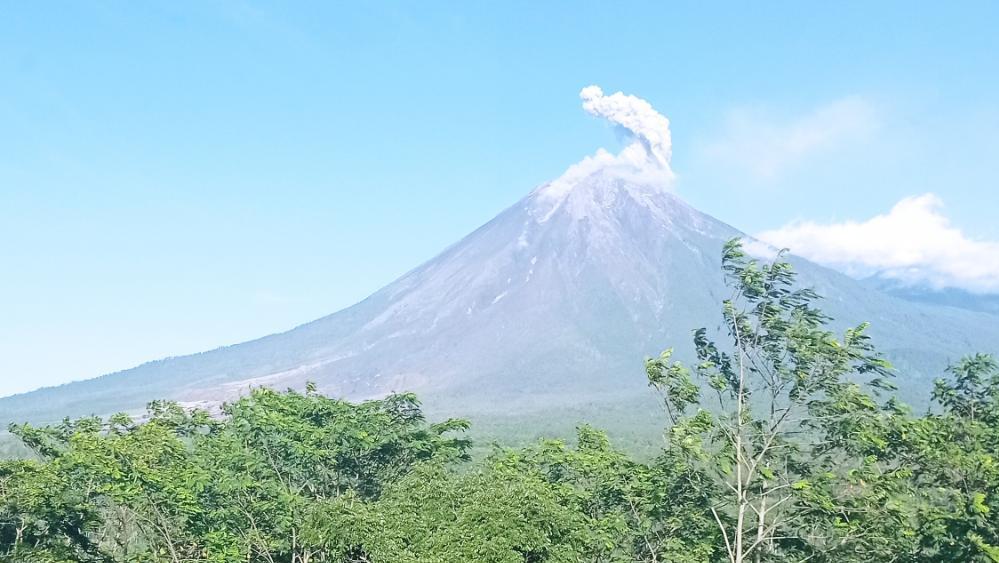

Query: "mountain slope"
(862, 276), (999, 316)
(3, 172), (997, 428)
(3, 85), (996, 434)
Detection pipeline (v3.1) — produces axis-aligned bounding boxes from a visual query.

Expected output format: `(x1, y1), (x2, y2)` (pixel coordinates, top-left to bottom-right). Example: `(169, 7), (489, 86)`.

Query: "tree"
(489, 426), (721, 562)
(335, 425), (720, 563)
(342, 461), (591, 562)
(1, 387), (471, 563)
(191, 386), (470, 563)
(904, 354), (999, 561)
(646, 239), (902, 562)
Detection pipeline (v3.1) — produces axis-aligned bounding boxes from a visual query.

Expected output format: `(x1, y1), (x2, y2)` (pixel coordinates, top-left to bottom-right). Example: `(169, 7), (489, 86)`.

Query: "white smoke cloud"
(541, 86), (675, 200)
(579, 85), (673, 169)
(756, 194), (999, 293)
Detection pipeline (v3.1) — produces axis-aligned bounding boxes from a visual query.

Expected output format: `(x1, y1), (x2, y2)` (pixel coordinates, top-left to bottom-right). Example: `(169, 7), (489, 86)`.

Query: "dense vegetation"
(2, 241), (998, 562)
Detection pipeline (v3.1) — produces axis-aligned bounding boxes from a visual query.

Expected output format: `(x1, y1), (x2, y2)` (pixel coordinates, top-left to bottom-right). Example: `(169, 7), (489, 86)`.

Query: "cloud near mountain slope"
(756, 193), (999, 293)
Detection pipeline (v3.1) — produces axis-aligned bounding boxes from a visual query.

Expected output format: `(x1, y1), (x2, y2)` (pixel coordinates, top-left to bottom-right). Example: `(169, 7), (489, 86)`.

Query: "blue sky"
(2, 1), (998, 397)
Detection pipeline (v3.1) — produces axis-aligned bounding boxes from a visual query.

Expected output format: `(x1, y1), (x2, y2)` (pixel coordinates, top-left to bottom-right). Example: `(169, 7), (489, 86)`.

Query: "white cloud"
(702, 96), (879, 180)
(540, 86), (675, 200)
(756, 194), (999, 293)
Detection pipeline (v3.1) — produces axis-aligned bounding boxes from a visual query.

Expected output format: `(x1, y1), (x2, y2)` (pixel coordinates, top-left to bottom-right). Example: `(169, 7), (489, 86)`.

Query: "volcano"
(4, 87), (997, 435)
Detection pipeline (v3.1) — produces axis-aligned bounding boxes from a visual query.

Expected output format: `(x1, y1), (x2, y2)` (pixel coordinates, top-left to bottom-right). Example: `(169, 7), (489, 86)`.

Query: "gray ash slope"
(3, 171), (997, 427)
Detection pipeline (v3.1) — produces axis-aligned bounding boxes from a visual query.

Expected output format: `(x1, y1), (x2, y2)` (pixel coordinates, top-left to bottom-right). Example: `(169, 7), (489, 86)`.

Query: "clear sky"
(2, 1), (998, 397)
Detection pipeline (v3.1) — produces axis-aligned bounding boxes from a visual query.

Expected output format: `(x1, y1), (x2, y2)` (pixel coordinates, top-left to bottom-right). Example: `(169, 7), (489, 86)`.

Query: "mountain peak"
(528, 170), (683, 230)
(530, 86), (677, 223)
